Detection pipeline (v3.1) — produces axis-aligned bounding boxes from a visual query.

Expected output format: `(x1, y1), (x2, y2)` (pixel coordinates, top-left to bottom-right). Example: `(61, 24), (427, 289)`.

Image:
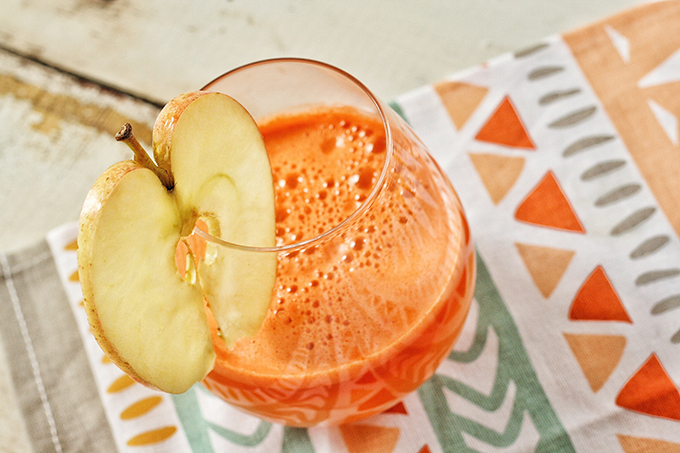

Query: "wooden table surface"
(0, 1), (642, 451)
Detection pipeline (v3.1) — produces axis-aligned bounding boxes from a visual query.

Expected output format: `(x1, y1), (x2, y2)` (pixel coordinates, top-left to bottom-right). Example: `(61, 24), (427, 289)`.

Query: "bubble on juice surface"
(266, 109), (385, 249)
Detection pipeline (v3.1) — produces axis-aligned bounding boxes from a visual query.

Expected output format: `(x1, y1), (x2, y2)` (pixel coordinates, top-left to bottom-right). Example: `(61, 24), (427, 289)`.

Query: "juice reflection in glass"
(197, 59), (475, 427)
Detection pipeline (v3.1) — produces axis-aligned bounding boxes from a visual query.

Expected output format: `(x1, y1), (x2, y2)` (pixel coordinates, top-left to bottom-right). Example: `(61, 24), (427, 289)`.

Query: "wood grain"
(0, 0), (642, 104)
(0, 48), (159, 253)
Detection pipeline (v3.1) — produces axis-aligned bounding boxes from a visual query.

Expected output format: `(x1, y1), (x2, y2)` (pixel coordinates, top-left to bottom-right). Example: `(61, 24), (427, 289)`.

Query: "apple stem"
(116, 123), (175, 190)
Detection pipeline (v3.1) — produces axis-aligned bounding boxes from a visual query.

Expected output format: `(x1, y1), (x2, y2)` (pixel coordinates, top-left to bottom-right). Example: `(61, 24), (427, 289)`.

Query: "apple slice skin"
(78, 160), (216, 394)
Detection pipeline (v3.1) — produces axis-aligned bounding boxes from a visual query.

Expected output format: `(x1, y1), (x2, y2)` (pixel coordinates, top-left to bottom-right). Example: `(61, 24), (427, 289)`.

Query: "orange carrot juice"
(201, 104), (475, 427)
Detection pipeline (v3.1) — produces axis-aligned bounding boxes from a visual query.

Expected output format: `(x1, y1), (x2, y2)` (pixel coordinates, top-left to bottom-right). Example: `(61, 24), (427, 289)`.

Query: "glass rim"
(197, 58), (394, 253)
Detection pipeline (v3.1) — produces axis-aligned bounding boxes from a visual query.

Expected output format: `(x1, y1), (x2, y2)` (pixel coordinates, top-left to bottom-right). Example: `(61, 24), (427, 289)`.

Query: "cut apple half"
(78, 92), (276, 394)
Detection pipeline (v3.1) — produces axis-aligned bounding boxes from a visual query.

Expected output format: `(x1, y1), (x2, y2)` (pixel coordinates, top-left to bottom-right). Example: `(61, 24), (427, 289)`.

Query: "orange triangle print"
(469, 153), (525, 204)
(563, 333), (626, 392)
(616, 354), (680, 421)
(340, 424), (400, 453)
(515, 171), (585, 233)
(570, 266), (632, 322)
(383, 401), (408, 415)
(434, 81), (489, 130)
(617, 434), (680, 453)
(475, 96), (535, 149)
(515, 243), (575, 297)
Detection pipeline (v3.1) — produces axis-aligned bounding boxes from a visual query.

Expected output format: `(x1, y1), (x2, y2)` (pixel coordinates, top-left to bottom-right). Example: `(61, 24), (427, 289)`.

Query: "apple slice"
(153, 92), (277, 346)
(78, 92), (276, 393)
(78, 160), (214, 393)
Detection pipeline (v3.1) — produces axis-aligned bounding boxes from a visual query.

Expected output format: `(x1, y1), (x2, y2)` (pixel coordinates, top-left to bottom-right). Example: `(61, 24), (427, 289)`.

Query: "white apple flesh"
(78, 92), (276, 394)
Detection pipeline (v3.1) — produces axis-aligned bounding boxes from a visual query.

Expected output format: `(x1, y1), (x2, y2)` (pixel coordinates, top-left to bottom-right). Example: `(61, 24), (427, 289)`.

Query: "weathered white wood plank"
(0, 48), (159, 253)
(0, 0), (642, 104)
